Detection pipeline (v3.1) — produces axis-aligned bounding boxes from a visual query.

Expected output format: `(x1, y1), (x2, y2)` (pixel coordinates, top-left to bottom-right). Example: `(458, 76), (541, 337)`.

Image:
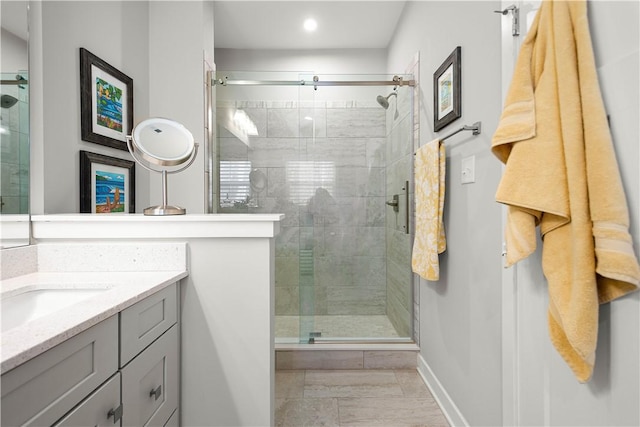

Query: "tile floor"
(275, 369), (450, 426)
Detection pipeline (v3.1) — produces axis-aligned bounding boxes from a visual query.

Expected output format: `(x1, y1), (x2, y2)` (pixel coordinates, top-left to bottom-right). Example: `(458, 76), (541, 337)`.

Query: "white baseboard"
(417, 354), (469, 427)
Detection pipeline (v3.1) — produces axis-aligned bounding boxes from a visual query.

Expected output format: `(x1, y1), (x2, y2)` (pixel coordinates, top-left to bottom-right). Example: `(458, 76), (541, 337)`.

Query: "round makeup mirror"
(127, 118), (198, 215)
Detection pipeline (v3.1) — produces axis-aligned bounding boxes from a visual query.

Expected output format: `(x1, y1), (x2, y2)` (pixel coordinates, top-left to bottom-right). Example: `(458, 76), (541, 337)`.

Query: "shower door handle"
(386, 195), (399, 212)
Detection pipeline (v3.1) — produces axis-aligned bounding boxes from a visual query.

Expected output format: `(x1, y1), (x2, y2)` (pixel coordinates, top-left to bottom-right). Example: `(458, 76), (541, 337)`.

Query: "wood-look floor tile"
(394, 369), (432, 397)
(276, 371), (305, 398)
(337, 397), (449, 427)
(304, 370), (403, 398)
(275, 397), (339, 427)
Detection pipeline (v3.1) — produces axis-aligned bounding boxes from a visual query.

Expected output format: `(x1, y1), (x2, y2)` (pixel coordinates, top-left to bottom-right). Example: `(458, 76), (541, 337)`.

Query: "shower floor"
(275, 315), (402, 341)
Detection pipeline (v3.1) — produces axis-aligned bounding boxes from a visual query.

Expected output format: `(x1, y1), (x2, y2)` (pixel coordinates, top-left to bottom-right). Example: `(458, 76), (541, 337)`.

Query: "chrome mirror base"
(143, 205), (186, 216)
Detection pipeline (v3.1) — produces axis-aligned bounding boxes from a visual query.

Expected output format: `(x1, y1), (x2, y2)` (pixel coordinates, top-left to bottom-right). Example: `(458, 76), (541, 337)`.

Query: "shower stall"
(214, 71), (415, 344)
(0, 72), (29, 214)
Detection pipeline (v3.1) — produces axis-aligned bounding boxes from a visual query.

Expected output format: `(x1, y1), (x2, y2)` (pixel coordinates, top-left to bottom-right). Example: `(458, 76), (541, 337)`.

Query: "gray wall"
(389, 1), (640, 426)
(32, 1), (214, 215)
(148, 1), (212, 214)
(36, 1), (150, 214)
(387, 1), (504, 425)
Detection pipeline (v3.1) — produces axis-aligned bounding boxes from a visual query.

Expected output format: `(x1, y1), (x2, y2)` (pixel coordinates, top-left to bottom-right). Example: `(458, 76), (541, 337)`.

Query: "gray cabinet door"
(53, 373), (121, 427)
(121, 324), (178, 427)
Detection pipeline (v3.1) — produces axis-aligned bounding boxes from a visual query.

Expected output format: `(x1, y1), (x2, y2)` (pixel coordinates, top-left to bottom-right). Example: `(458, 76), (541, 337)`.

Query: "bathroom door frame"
(500, 2), (544, 426)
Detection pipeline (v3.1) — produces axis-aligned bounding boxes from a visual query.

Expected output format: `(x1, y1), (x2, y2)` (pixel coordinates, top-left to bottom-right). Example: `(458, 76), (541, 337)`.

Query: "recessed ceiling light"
(303, 18), (318, 32)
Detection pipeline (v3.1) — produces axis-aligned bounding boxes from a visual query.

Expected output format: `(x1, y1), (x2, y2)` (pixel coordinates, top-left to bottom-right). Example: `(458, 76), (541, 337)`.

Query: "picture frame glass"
(91, 64), (129, 143)
(91, 162), (130, 213)
(437, 64), (454, 120)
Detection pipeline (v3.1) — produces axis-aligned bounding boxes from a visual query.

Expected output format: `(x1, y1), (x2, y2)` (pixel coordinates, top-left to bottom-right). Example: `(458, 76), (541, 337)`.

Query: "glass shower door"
(296, 74), (414, 342)
(215, 71), (415, 344)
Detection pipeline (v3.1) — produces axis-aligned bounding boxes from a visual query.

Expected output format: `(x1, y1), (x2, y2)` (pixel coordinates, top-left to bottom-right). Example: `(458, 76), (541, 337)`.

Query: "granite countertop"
(0, 270), (188, 373)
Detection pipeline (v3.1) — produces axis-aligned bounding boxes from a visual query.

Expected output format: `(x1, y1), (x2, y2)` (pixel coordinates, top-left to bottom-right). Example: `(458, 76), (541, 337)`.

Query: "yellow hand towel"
(492, 0), (640, 382)
(412, 139), (446, 281)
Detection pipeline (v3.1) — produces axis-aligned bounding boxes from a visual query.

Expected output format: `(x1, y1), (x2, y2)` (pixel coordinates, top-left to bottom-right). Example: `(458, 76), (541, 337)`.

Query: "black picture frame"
(80, 48), (133, 151)
(80, 150), (135, 214)
(433, 46), (461, 132)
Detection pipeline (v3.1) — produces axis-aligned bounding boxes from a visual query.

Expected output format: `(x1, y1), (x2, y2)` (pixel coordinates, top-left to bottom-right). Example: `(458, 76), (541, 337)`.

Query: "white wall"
(387, 2), (504, 426)
(35, 1), (150, 214)
(214, 48), (389, 103)
(215, 47), (387, 75)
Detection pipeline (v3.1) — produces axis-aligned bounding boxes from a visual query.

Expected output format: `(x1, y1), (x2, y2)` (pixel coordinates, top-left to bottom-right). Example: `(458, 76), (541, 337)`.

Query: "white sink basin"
(1, 287), (110, 332)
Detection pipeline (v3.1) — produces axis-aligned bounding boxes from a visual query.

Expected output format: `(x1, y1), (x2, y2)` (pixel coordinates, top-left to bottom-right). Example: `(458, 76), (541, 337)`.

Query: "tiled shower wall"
(218, 100), (389, 319)
(0, 72), (29, 214)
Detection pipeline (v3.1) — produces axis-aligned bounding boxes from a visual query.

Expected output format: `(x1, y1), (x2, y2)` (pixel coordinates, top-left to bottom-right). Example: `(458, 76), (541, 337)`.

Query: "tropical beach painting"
(80, 150), (135, 214)
(80, 48), (133, 151)
(94, 169), (126, 213)
(95, 77), (124, 134)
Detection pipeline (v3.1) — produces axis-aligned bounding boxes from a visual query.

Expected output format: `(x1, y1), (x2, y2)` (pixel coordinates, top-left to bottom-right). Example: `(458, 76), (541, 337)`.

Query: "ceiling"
(213, 1), (407, 50)
(1, 1), (406, 49)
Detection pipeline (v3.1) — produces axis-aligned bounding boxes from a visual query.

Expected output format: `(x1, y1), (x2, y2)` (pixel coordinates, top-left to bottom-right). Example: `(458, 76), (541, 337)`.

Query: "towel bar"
(415, 121), (482, 155)
(440, 121), (481, 142)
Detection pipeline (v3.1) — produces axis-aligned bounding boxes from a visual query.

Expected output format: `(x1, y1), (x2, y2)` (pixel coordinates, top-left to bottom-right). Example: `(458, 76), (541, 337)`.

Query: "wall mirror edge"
(0, 0), (30, 249)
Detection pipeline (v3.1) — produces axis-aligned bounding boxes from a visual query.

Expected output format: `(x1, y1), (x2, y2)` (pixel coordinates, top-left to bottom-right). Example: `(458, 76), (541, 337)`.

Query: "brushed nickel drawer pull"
(150, 385), (162, 401)
(107, 404), (123, 423)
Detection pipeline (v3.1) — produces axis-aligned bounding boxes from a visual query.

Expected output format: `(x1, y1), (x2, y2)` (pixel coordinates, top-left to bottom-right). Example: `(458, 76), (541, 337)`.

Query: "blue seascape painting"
(95, 170), (126, 213)
(95, 77), (123, 132)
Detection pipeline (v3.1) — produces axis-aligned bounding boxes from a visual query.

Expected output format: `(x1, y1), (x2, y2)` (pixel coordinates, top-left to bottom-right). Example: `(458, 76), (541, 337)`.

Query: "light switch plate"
(461, 155), (475, 184)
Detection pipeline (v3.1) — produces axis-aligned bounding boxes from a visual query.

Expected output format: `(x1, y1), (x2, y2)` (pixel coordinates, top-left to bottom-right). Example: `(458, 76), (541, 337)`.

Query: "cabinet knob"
(150, 385), (162, 401)
(107, 404), (123, 423)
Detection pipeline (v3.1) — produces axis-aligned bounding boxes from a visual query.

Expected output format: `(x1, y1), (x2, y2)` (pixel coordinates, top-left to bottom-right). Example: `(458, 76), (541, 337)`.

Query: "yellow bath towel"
(492, 0), (640, 382)
(412, 139), (446, 281)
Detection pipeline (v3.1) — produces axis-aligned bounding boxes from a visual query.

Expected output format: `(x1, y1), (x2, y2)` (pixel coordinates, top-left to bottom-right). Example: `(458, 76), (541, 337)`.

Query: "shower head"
(1, 95), (18, 109)
(376, 91), (397, 109)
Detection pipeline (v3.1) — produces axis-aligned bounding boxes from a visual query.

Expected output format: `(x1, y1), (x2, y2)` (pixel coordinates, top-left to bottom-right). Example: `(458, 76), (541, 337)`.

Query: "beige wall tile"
(276, 350), (364, 370)
(363, 351), (417, 369)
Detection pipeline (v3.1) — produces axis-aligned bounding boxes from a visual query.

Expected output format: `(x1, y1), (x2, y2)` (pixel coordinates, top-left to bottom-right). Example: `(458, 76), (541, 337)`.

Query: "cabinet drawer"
(120, 283), (177, 366)
(164, 409), (179, 427)
(1, 316), (118, 427)
(121, 324), (178, 427)
(53, 373), (121, 427)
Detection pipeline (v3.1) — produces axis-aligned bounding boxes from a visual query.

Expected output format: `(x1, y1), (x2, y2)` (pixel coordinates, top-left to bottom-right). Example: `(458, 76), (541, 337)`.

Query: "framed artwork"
(80, 48), (133, 151)
(80, 150), (135, 213)
(433, 46), (461, 132)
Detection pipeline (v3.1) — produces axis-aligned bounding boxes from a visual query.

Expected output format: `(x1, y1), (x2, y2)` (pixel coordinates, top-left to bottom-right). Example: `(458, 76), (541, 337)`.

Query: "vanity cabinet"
(0, 316), (119, 426)
(1, 283), (179, 427)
